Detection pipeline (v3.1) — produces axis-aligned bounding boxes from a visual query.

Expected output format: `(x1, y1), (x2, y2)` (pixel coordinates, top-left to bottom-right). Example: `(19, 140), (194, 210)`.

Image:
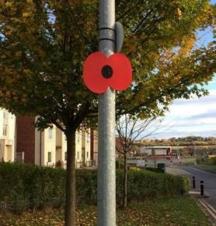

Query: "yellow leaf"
(22, 12), (31, 17)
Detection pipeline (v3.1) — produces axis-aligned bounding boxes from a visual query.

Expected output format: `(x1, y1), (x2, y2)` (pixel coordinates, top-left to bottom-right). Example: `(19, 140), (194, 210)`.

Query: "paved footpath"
(167, 165), (216, 223)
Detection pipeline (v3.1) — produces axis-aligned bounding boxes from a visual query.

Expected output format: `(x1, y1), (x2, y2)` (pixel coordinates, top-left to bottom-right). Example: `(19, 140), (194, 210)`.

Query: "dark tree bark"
(123, 152), (128, 208)
(65, 129), (76, 226)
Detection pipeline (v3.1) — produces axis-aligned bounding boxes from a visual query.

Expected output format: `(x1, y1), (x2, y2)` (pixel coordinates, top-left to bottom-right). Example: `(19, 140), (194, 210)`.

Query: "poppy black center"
(101, 65), (113, 79)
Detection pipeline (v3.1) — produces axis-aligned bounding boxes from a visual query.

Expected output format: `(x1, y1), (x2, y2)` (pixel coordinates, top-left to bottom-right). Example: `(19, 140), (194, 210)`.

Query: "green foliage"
(0, 0), (215, 127)
(119, 170), (189, 202)
(76, 169), (97, 205)
(145, 167), (165, 173)
(198, 156), (216, 165)
(1, 1), (213, 224)
(209, 157), (216, 165)
(0, 163), (189, 212)
(0, 163), (65, 212)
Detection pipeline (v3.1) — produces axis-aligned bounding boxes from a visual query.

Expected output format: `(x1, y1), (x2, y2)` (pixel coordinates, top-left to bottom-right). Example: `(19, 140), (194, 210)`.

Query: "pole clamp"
(99, 22), (124, 52)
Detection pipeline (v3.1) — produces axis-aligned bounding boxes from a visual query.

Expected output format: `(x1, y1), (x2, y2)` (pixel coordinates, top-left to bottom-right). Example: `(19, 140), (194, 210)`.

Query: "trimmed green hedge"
(0, 163), (189, 212)
(0, 163), (65, 211)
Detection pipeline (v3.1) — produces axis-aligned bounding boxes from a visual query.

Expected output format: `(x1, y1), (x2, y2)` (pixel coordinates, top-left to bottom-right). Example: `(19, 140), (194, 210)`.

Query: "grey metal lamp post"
(97, 0), (116, 225)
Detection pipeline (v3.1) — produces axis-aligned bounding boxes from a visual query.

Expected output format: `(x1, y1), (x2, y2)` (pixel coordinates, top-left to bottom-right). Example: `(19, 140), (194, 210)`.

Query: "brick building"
(16, 116), (98, 168)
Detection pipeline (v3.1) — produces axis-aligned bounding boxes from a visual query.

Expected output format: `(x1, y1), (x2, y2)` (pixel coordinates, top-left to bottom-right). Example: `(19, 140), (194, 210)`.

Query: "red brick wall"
(16, 116), (35, 164)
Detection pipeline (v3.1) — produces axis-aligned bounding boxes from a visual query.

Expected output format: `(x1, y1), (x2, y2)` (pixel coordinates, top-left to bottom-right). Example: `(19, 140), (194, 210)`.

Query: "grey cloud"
(172, 94), (216, 106)
(187, 110), (216, 120)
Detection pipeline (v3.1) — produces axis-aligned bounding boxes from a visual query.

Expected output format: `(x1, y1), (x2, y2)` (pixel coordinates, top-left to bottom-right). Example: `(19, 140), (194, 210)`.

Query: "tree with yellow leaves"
(0, 0), (215, 225)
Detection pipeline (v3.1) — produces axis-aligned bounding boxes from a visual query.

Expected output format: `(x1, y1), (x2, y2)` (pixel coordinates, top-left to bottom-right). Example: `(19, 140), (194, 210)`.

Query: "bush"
(117, 170), (189, 203)
(209, 157), (216, 165)
(145, 167), (164, 173)
(0, 163), (65, 212)
(197, 156), (216, 165)
(0, 163), (189, 212)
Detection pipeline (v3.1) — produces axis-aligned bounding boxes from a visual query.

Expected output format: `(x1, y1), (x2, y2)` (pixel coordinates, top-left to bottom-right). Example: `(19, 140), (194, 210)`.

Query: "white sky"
(148, 1), (216, 139)
(150, 78), (216, 138)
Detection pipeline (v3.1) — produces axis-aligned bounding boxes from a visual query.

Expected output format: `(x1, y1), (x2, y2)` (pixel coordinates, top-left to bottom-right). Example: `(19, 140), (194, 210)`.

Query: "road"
(167, 165), (216, 209)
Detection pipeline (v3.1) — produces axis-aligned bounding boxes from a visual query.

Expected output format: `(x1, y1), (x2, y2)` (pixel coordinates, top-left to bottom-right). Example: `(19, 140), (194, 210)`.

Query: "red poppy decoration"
(83, 52), (132, 94)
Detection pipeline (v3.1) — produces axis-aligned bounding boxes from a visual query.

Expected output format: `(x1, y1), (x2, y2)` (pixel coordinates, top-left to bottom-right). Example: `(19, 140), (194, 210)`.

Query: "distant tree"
(116, 114), (163, 208)
(0, 1), (215, 225)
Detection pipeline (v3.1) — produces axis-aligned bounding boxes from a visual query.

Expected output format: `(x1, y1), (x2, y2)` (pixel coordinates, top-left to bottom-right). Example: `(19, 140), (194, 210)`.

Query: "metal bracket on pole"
(115, 22), (124, 52)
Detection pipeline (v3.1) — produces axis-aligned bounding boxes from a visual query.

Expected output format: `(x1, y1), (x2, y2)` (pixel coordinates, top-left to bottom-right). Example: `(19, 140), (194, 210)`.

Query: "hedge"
(0, 163), (189, 212)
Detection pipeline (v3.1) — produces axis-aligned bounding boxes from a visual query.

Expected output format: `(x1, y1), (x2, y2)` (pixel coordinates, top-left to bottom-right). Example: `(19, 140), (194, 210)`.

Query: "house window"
(48, 128), (53, 139)
(3, 125), (8, 136)
(48, 152), (52, 162)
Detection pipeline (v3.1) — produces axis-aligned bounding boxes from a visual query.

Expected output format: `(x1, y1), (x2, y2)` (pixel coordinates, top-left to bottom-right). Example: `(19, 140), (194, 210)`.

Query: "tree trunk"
(65, 130), (76, 226)
(123, 152), (128, 208)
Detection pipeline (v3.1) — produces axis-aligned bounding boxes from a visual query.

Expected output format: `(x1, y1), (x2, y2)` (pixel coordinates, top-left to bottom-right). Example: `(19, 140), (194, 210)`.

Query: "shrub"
(209, 157), (216, 165)
(145, 167), (164, 173)
(0, 163), (189, 212)
(117, 169), (189, 203)
(197, 157), (216, 165)
(0, 163), (65, 212)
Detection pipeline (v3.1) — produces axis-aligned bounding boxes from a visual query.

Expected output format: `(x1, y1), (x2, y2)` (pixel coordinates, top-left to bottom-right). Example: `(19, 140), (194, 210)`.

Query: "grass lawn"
(0, 196), (210, 226)
(197, 164), (216, 173)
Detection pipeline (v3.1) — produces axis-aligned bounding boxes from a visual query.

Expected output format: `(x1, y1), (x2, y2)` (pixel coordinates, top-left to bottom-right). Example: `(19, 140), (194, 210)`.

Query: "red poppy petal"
(108, 53), (132, 91)
(83, 51), (132, 93)
(83, 52), (108, 94)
